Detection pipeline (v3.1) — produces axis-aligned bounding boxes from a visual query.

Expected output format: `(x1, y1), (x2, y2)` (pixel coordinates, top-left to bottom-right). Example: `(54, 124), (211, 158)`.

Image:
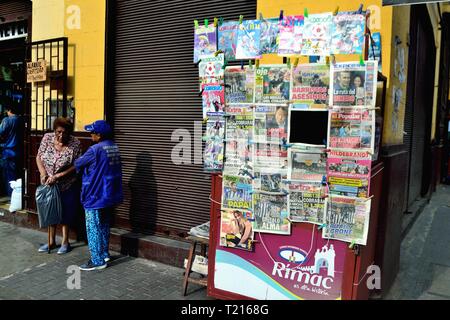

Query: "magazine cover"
(260, 18), (280, 54)
(301, 13), (333, 56)
(369, 32), (382, 72)
(255, 65), (290, 104)
(327, 108), (375, 152)
(220, 208), (254, 251)
(224, 66), (255, 104)
(323, 196), (371, 245)
(223, 105), (254, 177)
(291, 64), (329, 109)
(254, 142), (288, 170)
(254, 105), (288, 143)
(331, 13), (366, 55)
(288, 144), (327, 182)
(330, 61), (378, 107)
(277, 15), (304, 56)
(222, 174), (253, 210)
(199, 54), (225, 89)
(253, 169), (288, 194)
(203, 116), (225, 172)
(253, 193), (290, 235)
(288, 183), (325, 224)
(194, 24), (217, 63)
(327, 150), (371, 198)
(235, 20), (262, 60)
(202, 84), (225, 118)
(218, 21), (239, 61)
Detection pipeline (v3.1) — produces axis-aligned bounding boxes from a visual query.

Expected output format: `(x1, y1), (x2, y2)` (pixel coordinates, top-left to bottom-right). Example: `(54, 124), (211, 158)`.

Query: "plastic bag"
(35, 184), (62, 228)
(9, 179), (22, 212)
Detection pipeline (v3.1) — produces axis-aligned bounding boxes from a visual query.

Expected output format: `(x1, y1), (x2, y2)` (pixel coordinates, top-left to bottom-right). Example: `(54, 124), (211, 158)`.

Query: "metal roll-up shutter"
(112, 0), (256, 237)
(0, 0), (31, 20)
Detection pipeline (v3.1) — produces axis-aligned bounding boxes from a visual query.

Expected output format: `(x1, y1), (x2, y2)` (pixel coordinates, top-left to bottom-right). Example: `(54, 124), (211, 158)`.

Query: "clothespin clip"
(251, 239), (260, 243)
(293, 57), (299, 68)
(333, 6), (339, 16)
(286, 58), (291, 68)
(304, 8), (309, 18)
(219, 17), (224, 27)
(240, 60), (244, 70)
(194, 20), (199, 29)
(326, 56), (330, 67)
(239, 15), (244, 24)
(321, 175), (327, 185)
(214, 50), (223, 57)
(214, 17), (218, 28)
(202, 117), (209, 124)
(330, 54), (336, 65)
(318, 223), (327, 230)
(282, 138), (293, 149)
(249, 60), (253, 69)
(359, 54), (365, 66)
(279, 10), (284, 22)
(255, 59), (260, 68)
(202, 136), (209, 141)
(259, 13), (264, 21)
(198, 88), (204, 97)
(349, 240), (356, 249)
(204, 19), (209, 28)
(222, 58), (228, 69)
(357, 4), (363, 14)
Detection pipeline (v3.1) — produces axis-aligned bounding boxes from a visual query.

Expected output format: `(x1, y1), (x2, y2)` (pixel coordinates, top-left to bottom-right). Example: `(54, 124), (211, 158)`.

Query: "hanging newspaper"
(260, 18), (280, 54)
(224, 66), (255, 104)
(220, 208), (254, 251)
(204, 116), (225, 172)
(288, 144), (327, 182)
(223, 105), (254, 177)
(254, 143), (288, 170)
(254, 105), (288, 144)
(278, 15), (304, 56)
(202, 84), (225, 118)
(253, 193), (290, 235)
(222, 174), (253, 210)
(288, 183), (325, 224)
(327, 150), (371, 198)
(291, 64), (329, 109)
(323, 196), (371, 245)
(331, 13), (366, 55)
(301, 13), (333, 56)
(255, 65), (290, 105)
(328, 108), (375, 152)
(253, 169), (288, 194)
(235, 20), (262, 60)
(198, 54), (225, 89)
(194, 24), (217, 63)
(218, 21), (239, 61)
(330, 61), (378, 107)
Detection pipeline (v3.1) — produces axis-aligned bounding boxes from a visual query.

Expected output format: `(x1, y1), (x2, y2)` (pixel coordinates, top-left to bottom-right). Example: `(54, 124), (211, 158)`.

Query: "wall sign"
(0, 20), (28, 41)
(27, 60), (47, 83)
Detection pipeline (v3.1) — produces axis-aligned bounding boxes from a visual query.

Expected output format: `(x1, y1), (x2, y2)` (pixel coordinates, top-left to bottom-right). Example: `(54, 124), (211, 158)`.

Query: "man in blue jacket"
(75, 120), (123, 271)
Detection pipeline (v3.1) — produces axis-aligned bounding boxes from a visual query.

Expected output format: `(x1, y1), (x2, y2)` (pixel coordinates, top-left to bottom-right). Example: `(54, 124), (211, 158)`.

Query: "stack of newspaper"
(188, 221), (210, 239)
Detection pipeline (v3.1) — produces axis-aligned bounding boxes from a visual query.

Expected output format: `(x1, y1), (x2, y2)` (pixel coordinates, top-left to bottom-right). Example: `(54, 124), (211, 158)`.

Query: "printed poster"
(288, 144), (327, 182)
(220, 208), (254, 251)
(218, 21), (239, 61)
(289, 183), (325, 224)
(260, 18), (279, 54)
(255, 65), (290, 105)
(235, 20), (262, 60)
(323, 196), (371, 245)
(224, 66), (255, 104)
(327, 150), (371, 198)
(222, 174), (253, 210)
(204, 116), (225, 172)
(253, 193), (290, 235)
(223, 105), (254, 177)
(328, 108), (375, 152)
(254, 105), (288, 143)
(202, 84), (225, 118)
(291, 64), (329, 109)
(194, 24), (217, 63)
(198, 54), (225, 89)
(301, 13), (333, 56)
(331, 13), (366, 55)
(278, 15), (304, 56)
(330, 61), (378, 107)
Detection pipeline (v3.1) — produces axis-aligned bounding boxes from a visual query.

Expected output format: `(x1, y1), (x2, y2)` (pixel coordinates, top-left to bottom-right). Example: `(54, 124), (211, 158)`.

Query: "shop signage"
(27, 60), (47, 83)
(0, 20), (28, 41)
(383, 0), (449, 5)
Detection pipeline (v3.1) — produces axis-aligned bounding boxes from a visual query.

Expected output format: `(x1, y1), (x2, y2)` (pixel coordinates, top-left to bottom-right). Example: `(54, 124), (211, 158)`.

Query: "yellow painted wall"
(31, 0), (105, 131)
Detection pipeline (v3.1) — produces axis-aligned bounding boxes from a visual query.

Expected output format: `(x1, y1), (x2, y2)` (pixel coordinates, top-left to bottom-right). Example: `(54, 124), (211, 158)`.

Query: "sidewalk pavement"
(384, 184), (450, 300)
(0, 221), (210, 300)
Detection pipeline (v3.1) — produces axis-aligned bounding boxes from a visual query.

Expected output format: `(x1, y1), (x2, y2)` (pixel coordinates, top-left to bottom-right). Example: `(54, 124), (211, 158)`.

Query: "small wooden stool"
(182, 235), (209, 296)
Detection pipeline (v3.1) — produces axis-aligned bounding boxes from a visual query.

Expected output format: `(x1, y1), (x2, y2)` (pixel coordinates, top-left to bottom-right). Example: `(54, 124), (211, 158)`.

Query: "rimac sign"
(383, 0), (450, 5)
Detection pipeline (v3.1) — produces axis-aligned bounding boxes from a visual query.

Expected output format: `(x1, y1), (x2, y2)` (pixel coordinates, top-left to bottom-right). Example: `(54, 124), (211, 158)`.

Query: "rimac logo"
(278, 246), (308, 264)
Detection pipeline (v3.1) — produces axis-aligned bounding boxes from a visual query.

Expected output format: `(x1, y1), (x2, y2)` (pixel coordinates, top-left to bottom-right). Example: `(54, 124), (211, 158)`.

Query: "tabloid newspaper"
(288, 144), (327, 183)
(254, 105), (288, 144)
(224, 66), (255, 104)
(252, 193), (290, 235)
(288, 182), (326, 224)
(221, 174), (253, 211)
(255, 65), (290, 105)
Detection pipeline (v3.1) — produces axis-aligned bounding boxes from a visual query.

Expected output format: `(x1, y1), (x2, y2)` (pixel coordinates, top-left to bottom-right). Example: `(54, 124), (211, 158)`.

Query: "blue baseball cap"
(84, 120), (112, 135)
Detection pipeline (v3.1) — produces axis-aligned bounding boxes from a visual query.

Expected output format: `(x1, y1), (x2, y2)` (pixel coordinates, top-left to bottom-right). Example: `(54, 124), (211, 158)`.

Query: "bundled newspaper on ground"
(189, 221), (210, 239)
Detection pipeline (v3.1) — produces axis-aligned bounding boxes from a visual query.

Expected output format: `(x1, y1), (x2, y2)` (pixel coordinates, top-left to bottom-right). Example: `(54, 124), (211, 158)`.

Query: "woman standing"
(36, 118), (82, 254)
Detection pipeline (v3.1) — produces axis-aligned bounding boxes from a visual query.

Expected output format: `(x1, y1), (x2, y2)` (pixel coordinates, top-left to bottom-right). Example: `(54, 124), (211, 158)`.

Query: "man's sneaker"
(104, 256), (111, 262)
(38, 243), (56, 253)
(79, 260), (107, 271)
(57, 244), (71, 255)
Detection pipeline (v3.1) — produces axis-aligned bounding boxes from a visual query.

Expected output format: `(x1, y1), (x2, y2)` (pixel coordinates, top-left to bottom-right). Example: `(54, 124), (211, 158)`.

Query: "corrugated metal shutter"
(112, 0), (256, 237)
(0, 0), (31, 20)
